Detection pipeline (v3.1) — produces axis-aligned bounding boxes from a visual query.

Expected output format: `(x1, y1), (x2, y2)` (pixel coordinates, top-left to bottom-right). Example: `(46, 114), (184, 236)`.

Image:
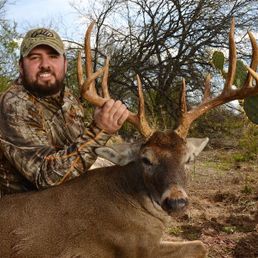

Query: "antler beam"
(175, 18), (258, 139)
(77, 21), (154, 138)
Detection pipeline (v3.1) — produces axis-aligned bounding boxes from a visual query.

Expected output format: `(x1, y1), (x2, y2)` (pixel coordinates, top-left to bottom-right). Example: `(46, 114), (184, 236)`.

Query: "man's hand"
(93, 99), (129, 134)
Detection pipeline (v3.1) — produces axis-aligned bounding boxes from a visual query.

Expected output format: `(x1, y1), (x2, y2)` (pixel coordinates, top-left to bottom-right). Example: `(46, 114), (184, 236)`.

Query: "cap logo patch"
(31, 29), (54, 38)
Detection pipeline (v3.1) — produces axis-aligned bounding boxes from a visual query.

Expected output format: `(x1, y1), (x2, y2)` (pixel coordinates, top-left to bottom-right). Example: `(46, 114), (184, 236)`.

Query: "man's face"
(19, 45), (67, 96)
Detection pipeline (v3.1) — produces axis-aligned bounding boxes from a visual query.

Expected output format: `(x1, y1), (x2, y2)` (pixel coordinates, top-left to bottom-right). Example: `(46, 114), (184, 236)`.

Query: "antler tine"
(180, 78), (187, 113)
(101, 57), (111, 99)
(203, 74), (211, 102)
(242, 31), (258, 89)
(83, 21), (111, 100)
(175, 75), (212, 137)
(174, 78), (188, 138)
(77, 51), (84, 95)
(134, 75), (154, 137)
(77, 20), (108, 107)
(222, 17), (237, 96)
(246, 66), (258, 83)
(78, 22), (154, 138)
(85, 21), (96, 83)
(175, 18), (258, 139)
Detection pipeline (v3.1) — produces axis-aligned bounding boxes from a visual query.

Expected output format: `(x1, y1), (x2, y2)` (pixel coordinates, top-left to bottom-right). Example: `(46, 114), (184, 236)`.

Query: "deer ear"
(186, 137), (209, 162)
(94, 147), (121, 164)
(95, 143), (140, 166)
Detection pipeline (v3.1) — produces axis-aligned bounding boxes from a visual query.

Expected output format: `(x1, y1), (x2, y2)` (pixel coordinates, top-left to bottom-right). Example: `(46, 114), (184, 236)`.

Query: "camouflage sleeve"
(37, 122), (111, 187)
(0, 92), (111, 189)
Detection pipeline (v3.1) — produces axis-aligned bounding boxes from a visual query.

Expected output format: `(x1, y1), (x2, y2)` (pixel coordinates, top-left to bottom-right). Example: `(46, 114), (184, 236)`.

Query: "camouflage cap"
(20, 28), (65, 57)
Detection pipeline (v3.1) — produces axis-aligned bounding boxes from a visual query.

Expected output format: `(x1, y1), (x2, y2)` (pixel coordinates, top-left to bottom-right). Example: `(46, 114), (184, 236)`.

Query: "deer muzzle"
(160, 185), (189, 214)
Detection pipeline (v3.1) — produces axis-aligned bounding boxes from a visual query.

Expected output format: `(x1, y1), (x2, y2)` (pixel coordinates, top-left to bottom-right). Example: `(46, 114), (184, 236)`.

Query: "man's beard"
(22, 68), (65, 97)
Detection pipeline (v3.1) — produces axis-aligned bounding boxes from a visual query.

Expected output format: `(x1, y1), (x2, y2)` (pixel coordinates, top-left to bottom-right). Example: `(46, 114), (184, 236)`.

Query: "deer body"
(0, 132), (208, 258)
(0, 165), (163, 257)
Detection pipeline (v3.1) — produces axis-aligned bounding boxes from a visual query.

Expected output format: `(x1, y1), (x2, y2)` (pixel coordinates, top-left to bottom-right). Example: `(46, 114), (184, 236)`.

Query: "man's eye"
(29, 56), (39, 60)
(50, 55), (59, 59)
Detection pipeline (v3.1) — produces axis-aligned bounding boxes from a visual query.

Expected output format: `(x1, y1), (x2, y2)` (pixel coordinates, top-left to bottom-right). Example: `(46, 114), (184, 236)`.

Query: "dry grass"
(163, 149), (258, 258)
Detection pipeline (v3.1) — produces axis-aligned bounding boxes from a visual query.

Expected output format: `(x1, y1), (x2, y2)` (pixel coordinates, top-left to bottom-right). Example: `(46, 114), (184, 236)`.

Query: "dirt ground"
(164, 148), (258, 258)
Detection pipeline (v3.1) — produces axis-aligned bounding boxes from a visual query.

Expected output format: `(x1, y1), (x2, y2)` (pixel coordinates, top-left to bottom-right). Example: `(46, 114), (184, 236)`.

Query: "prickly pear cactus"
(212, 51), (225, 71)
(212, 51), (258, 125)
(211, 51), (247, 87)
(244, 95), (258, 124)
(235, 60), (248, 88)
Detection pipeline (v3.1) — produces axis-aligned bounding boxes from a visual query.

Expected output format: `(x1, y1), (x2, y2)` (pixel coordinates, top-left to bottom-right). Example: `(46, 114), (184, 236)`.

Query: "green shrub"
(236, 121), (258, 161)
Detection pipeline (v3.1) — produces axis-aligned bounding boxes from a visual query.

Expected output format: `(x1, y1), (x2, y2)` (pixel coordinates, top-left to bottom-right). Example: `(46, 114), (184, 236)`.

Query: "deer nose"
(161, 197), (188, 213)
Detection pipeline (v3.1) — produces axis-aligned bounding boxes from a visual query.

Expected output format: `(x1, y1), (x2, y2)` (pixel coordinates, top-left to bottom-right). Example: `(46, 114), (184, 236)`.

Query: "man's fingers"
(117, 109), (129, 126)
(93, 99), (129, 134)
(107, 100), (123, 117)
(113, 103), (127, 122)
(102, 99), (115, 113)
(103, 100), (127, 121)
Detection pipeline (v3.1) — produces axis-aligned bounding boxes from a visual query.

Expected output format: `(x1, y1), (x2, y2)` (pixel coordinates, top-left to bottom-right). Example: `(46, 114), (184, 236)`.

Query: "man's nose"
(39, 56), (51, 69)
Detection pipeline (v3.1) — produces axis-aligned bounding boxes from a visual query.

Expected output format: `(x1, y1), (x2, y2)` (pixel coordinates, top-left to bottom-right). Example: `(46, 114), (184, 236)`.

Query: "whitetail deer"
(1, 19), (258, 258)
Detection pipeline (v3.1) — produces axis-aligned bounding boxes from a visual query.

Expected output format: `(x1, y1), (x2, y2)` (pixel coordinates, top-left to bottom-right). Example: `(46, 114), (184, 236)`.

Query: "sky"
(5, 0), (86, 41)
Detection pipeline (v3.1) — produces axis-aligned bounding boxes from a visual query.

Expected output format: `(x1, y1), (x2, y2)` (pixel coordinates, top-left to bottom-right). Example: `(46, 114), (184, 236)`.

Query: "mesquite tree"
(0, 0), (19, 92)
(69, 0), (258, 130)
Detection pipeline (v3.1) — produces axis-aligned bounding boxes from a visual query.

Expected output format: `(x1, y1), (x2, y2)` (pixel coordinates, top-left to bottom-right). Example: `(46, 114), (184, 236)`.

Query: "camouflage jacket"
(0, 83), (110, 196)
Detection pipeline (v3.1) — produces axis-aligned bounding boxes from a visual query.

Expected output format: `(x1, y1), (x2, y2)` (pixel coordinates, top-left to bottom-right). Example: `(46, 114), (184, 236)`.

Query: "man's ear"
(19, 59), (24, 77)
(64, 57), (68, 73)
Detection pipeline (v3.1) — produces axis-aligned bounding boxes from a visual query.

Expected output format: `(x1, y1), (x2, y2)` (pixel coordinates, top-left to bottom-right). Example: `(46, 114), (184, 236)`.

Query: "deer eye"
(141, 157), (153, 166)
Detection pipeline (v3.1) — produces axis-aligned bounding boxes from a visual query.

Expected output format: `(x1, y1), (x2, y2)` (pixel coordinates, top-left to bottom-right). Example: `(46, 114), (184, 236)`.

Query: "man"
(0, 28), (129, 197)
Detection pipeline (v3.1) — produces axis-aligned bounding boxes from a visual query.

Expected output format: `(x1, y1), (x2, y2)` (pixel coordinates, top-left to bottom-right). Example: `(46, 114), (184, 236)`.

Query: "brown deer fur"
(0, 131), (208, 258)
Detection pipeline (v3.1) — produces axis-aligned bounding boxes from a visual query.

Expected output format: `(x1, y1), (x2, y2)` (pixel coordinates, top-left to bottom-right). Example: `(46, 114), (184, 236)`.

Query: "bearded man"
(0, 28), (129, 197)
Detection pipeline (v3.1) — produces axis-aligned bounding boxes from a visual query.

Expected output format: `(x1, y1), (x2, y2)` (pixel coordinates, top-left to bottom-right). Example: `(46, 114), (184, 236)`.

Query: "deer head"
(77, 19), (258, 214)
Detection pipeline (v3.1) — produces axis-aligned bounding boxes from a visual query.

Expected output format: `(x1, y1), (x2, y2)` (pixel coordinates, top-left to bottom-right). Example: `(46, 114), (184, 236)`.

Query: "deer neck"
(111, 161), (169, 225)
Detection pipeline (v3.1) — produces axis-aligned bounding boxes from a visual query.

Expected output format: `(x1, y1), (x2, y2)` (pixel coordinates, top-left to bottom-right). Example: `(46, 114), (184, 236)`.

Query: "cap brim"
(22, 41), (65, 57)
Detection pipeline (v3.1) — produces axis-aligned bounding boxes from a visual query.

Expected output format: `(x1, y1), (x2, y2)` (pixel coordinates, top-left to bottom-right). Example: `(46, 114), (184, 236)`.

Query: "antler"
(175, 18), (258, 139)
(77, 21), (154, 138)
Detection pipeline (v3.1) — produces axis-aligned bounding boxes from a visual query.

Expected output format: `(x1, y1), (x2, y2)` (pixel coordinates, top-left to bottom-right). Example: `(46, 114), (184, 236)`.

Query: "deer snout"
(161, 186), (188, 214)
